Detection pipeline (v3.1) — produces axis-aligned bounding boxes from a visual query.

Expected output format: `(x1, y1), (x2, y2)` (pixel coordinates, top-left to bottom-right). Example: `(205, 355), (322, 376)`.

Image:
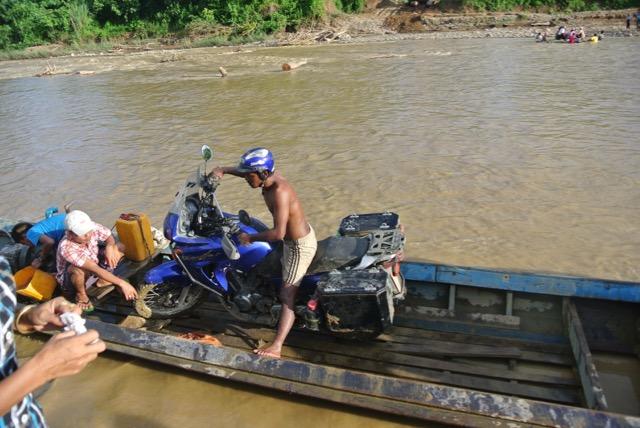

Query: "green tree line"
(0, 0), (365, 50)
(461, 0), (636, 11)
(1, 0), (637, 50)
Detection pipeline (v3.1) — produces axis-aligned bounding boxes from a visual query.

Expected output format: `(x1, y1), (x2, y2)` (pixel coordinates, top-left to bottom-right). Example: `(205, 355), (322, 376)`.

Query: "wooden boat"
(2, 217), (639, 426)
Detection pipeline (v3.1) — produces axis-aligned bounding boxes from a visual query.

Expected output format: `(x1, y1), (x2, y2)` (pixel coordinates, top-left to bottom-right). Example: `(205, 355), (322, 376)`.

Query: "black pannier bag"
(0, 230), (33, 273)
(317, 268), (395, 338)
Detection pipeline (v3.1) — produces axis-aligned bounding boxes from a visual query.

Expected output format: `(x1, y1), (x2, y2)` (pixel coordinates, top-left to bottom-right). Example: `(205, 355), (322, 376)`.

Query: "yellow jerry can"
(115, 213), (155, 262)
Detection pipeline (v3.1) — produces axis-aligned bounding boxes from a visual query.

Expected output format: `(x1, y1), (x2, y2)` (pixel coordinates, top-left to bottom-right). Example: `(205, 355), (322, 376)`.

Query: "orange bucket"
(14, 267), (57, 301)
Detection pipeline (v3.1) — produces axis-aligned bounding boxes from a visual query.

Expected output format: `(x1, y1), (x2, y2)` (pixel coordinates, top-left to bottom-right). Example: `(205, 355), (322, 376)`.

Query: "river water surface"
(2, 37), (639, 426)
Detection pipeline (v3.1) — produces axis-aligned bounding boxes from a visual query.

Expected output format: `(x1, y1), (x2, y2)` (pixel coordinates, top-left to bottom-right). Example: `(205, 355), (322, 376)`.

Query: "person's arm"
(240, 191), (290, 244)
(210, 166), (246, 178)
(81, 260), (138, 300)
(1, 298), (105, 416)
(32, 235), (55, 268)
(0, 330), (105, 416)
(102, 233), (120, 269)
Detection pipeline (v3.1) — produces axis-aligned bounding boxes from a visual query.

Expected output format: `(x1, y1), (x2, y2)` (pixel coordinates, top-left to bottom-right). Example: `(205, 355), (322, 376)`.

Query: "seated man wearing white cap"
(55, 210), (138, 311)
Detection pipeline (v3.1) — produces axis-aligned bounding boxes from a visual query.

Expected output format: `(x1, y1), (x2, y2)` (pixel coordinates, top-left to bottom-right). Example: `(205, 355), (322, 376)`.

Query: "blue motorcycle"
(135, 146), (406, 338)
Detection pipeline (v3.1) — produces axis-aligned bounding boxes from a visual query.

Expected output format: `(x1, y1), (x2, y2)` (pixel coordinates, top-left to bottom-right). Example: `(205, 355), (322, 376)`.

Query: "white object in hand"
(60, 312), (87, 335)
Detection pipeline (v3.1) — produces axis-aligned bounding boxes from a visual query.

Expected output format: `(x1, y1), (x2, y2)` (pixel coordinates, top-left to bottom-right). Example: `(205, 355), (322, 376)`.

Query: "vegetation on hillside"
(0, 0), (636, 51)
(460, 0), (636, 12)
(0, 0), (365, 50)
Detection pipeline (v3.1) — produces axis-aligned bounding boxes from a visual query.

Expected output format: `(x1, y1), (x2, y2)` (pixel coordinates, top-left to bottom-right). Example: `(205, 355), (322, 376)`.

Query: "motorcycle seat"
(247, 235), (370, 279)
(307, 235), (370, 274)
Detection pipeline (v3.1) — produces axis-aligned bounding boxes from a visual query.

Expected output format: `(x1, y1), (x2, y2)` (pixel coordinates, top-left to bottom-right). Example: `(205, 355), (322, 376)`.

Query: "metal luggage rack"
(367, 228), (405, 257)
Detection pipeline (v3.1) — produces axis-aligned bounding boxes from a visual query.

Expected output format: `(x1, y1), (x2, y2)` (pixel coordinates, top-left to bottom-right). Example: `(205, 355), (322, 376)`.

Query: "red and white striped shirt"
(55, 224), (111, 284)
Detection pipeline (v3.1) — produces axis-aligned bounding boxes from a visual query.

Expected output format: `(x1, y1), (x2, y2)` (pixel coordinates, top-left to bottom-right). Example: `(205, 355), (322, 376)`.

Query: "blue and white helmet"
(237, 148), (275, 174)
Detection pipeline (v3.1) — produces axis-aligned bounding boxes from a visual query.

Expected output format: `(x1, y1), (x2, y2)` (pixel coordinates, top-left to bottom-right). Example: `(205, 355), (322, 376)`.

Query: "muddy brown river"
(2, 37), (639, 426)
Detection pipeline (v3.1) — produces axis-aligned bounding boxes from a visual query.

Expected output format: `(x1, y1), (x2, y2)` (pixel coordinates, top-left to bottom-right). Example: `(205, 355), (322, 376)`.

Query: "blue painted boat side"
(402, 262), (640, 303)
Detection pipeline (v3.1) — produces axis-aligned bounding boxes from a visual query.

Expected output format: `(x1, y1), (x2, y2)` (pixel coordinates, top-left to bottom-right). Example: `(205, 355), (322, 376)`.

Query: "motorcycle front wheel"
(135, 281), (205, 319)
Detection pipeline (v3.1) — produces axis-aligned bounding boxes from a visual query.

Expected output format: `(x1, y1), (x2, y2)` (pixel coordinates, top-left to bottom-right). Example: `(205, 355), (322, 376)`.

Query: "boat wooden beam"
(563, 298), (608, 411)
(85, 319), (639, 427)
(104, 342), (514, 428)
(402, 262), (640, 303)
(394, 314), (568, 345)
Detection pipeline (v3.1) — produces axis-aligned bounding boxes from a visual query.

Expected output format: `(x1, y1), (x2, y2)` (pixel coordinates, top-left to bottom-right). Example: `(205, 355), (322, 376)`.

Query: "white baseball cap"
(64, 210), (96, 236)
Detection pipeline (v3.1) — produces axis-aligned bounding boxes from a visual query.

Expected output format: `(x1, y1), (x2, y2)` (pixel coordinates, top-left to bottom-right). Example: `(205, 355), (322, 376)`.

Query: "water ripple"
(0, 38), (639, 280)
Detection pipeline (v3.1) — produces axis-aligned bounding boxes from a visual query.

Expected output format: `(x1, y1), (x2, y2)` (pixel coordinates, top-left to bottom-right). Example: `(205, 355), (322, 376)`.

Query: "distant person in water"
(555, 25), (567, 40)
(589, 33), (599, 42)
(626, 14), (631, 29)
(636, 11), (640, 29)
(577, 27), (586, 40)
(56, 210), (138, 312)
(598, 30), (604, 40)
(535, 31), (548, 42)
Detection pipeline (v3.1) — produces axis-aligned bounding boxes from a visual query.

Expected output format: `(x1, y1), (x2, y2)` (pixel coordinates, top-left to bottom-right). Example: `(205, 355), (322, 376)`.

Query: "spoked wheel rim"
(135, 281), (203, 319)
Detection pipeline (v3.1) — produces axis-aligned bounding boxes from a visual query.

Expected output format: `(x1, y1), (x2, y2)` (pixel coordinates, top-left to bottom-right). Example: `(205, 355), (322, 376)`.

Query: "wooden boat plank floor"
(92, 300), (582, 405)
(82, 314), (638, 428)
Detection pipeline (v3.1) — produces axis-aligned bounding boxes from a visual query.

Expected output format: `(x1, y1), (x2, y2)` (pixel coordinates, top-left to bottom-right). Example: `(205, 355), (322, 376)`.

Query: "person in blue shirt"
(10, 214), (66, 271)
(0, 257), (105, 426)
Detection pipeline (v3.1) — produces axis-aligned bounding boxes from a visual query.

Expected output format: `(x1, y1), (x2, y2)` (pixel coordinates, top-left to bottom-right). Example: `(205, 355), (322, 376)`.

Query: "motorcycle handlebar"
(201, 173), (220, 193)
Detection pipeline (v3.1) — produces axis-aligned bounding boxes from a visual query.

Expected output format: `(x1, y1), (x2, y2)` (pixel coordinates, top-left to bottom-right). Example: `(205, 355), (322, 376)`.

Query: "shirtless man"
(212, 148), (317, 358)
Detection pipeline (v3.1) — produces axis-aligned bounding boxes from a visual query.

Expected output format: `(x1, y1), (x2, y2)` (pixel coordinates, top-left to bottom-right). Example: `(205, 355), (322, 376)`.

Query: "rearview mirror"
(201, 145), (213, 162)
(238, 210), (252, 226)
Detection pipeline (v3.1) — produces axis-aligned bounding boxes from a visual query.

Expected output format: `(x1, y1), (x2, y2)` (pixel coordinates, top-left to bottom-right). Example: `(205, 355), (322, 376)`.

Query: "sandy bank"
(0, 7), (637, 80)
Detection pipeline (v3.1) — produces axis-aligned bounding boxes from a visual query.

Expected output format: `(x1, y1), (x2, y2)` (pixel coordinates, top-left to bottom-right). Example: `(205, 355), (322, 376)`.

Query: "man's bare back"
(262, 173), (310, 241)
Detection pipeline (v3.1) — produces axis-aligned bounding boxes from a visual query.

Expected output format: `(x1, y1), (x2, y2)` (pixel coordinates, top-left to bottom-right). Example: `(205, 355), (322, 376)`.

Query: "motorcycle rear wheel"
(135, 281), (205, 319)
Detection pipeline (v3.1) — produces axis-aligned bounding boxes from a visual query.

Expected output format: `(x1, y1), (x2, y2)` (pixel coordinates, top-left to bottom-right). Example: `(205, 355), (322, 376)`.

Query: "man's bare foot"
(253, 344), (281, 358)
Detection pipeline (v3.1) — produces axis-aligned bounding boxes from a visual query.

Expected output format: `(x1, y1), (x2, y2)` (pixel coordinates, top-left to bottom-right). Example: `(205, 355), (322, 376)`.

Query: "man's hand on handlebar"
(210, 167), (225, 179)
(238, 232), (251, 246)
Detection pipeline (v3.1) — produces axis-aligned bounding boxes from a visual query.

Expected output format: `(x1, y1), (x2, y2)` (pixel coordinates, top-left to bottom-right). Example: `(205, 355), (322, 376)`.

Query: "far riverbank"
(1, 7), (637, 64)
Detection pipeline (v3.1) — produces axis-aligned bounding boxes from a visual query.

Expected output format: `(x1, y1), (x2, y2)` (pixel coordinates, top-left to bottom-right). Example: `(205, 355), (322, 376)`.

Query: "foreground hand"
(104, 243), (121, 269)
(118, 281), (138, 301)
(237, 232), (251, 246)
(24, 297), (82, 332)
(30, 257), (42, 269)
(28, 330), (106, 382)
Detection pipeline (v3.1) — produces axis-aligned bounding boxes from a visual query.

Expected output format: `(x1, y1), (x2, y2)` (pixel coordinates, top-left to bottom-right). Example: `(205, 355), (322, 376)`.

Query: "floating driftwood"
(368, 54), (408, 60)
(160, 52), (183, 63)
(315, 29), (348, 42)
(35, 62), (57, 77)
(281, 60), (307, 71)
(35, 62), (95, 78)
